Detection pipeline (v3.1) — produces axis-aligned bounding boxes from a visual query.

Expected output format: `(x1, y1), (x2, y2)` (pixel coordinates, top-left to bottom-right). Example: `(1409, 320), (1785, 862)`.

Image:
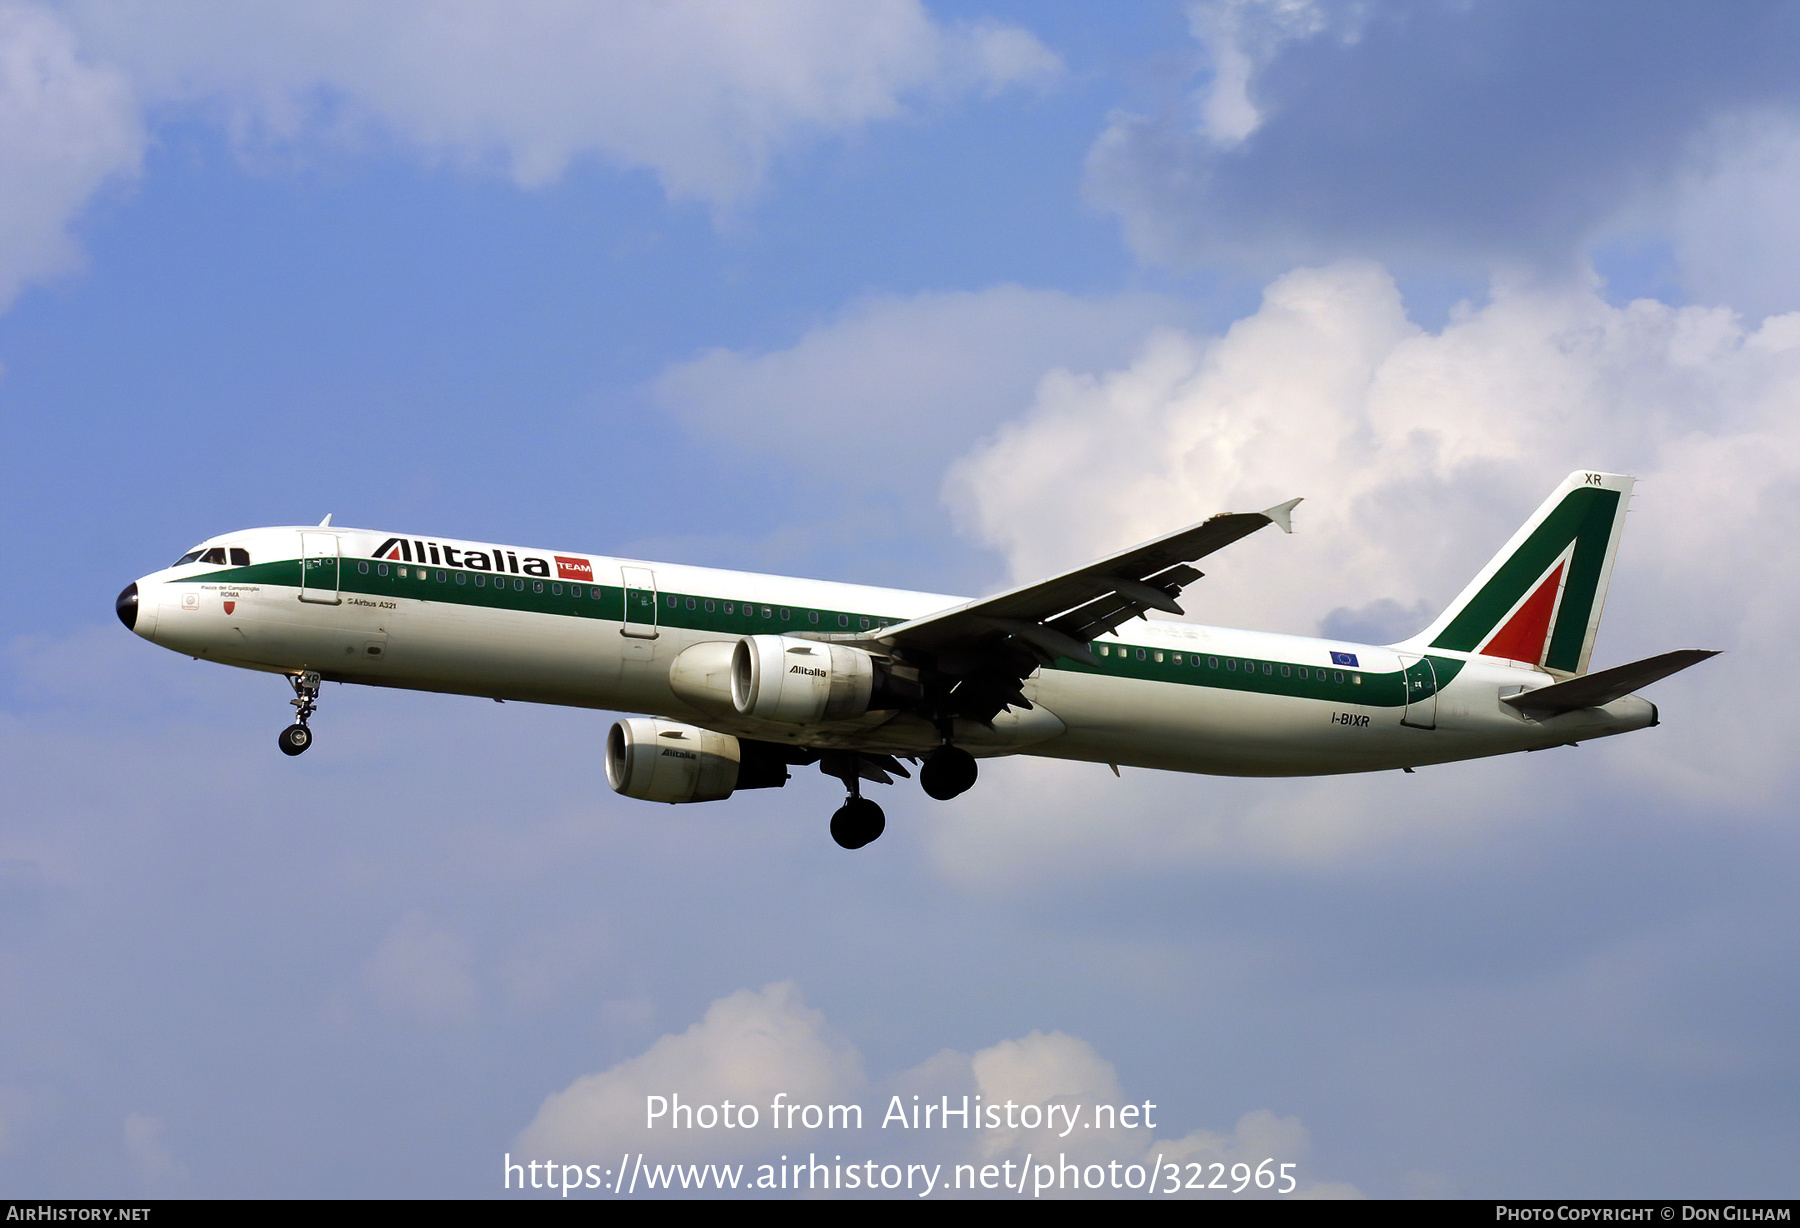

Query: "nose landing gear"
(278, 671), (322, 757)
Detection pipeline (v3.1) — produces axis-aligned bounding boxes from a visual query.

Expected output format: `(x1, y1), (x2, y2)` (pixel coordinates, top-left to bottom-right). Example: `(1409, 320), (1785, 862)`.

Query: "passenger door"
(1398, 654), (1438, 730)
(620, 566), (658, 639)
(299, 533), (341, 605)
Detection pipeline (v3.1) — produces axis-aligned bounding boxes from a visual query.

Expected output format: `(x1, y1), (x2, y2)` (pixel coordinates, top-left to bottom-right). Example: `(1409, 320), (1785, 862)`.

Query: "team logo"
(223, 600), (236, 614)
(555, 556), (594, 581)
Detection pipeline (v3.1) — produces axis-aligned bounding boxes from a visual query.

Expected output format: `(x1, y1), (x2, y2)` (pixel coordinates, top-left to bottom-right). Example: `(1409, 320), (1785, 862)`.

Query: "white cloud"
(1187, 0), (1331, 146)
(516, 981), (863, 1162)
(65, 0), (1059, 204)
(1662, 110), (1800, 320)
(124, 1112), (187, 1188)
(656, 285), (1189, 490)
(361, 910), (478, 1025)
(0, 2), (142, 310)
(929, 260), (1800, 879)
(516, 982), (1357, 1197)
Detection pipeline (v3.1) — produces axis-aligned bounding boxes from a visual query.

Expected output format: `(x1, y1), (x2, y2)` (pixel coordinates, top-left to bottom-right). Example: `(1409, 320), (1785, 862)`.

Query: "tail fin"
(1401, 471), (1635, 677)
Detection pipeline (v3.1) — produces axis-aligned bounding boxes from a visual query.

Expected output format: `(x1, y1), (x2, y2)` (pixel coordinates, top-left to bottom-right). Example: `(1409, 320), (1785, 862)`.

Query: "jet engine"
(605, 718), (789, 803)
(730, 635), (877, 724)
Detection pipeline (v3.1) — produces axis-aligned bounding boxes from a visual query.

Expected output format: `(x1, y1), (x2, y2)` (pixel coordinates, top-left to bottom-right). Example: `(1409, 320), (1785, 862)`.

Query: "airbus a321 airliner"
(117, 471), (1713, 848)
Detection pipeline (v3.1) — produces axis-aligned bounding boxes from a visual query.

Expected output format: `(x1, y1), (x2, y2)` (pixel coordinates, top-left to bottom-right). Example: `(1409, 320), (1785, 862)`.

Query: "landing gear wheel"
(278, 723), (313, 756)
(279, 671), (322, 758)
(830, 797), (886, 849)
(920, 746), (978, 800)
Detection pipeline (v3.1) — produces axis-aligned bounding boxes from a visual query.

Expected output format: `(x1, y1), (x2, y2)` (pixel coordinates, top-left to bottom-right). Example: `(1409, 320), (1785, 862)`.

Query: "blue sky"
(3, 0), (1798, 1199)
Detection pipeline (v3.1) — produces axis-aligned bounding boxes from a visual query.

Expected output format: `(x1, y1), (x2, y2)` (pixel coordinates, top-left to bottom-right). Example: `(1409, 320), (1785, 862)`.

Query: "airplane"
(115, 470), (1715, 849)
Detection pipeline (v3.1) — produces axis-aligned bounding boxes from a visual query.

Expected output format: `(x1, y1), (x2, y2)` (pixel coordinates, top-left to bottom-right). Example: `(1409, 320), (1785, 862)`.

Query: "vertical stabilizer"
(1399, 471), (1634, 677)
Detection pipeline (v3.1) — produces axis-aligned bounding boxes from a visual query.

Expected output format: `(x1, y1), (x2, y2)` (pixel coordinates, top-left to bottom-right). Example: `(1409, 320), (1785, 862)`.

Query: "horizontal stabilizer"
(1502, 649), (1719, 716)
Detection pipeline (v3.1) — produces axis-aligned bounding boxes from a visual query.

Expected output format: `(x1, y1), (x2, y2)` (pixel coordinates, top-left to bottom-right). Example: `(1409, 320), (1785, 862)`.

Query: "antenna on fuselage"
(318, 514), (333, 527)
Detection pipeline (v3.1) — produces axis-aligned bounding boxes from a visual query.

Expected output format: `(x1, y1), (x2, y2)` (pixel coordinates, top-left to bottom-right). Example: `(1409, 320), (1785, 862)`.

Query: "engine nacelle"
(731, 635), (875, 724)
(605, 718), (744, 803)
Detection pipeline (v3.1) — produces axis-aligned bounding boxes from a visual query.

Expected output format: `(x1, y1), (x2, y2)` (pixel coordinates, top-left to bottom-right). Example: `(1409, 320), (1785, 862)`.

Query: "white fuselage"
(124, 525), (1656, 776)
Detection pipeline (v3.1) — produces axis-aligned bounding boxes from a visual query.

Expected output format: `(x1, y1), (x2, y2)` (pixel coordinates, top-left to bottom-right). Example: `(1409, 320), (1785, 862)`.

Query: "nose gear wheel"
(279, 671), (322, 756)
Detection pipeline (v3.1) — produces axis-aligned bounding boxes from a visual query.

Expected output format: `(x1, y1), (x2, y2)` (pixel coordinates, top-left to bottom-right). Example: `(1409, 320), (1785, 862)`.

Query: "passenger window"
(808, 611), (819, 623)
(686, 596), (696, 609)
(474, 573), (484, 586)
(1153, 651), (1163, 663)
(1333, 671), (1344, 683)
(724, 602), (734, 614)
(704, 599), (714, 612)
(1280, 665), (1290, 677)
(398, 567), (409, 578)
(1262, 663), (1272, 675)
(1135, 648), (1146, 660)
(1097, 645), (1109, 657)
(780, 608), (790, 620)
(859, 617), (871, 629)
(229, 548), (250, 566)
(533, 581), (544, 593)
(838, 614), (849, 627)
(762, 607), (772, 619)
(513, 578), (524, 591)
(1298, 666), (1308, 679)
(358, 561), (369, 574)
(438, 571), (447, 582)
(378, 563), (389, 577)
(552, 583), (563, 595)
(1226, 659), (1236, 671)
(1208, 657), (1218, 668)
(455, 573), (466, 585)
(665, 595), (675, 608)
(1172, 653), (1181, 664)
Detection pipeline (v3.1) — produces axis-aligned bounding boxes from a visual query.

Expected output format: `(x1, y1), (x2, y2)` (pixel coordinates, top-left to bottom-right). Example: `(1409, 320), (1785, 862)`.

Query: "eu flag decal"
(1330, 651), (1359, 667)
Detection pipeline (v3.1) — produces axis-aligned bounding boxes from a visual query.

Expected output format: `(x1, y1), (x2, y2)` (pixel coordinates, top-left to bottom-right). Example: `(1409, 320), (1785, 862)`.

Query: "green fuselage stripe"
(186, 557), (1464, 709)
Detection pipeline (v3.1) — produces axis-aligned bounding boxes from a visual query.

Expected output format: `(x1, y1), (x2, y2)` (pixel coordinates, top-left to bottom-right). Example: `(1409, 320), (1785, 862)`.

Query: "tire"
(278, 724), (313, 756)
(919, 746), (978, 800)
(830, 797), (886, 849)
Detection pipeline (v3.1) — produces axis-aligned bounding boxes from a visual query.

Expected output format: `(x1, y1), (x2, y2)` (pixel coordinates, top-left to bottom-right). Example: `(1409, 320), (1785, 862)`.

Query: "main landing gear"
(818, 745), (979, 849)
(919, 745), (978, 800)
(821, 751), (892, 850)
(278, 670), (321, 757)
(830, 795), (886, 850)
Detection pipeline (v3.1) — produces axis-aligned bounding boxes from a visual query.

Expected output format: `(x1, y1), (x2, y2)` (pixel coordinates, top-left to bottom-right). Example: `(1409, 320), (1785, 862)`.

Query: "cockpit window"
(200, 548), (228, 565)
(174, 549), (206, 565)
(229, 547), (250, 566)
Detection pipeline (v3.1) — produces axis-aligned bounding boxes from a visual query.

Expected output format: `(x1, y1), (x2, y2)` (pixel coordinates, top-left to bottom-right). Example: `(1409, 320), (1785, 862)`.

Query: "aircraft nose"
(116, 581), (139, 631)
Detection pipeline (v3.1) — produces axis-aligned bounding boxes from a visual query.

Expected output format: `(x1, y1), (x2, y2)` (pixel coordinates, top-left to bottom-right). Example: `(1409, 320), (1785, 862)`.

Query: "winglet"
(1261, 497), (1302, 534)
(319, 514), (333, 527)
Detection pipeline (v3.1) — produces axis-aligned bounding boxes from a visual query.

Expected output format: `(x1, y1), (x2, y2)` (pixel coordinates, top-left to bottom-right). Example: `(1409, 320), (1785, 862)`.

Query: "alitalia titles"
(371, 536), (559, 578)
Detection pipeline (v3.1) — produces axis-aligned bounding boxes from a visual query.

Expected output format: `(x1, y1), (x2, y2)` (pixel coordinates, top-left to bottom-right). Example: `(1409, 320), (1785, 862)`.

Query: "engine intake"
(605, 719), (749, 803)
(731, 635), (877, 724)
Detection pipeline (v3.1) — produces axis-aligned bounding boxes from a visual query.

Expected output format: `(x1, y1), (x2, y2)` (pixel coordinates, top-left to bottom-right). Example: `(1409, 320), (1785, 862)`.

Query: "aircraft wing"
(862, 498), (1301, 721)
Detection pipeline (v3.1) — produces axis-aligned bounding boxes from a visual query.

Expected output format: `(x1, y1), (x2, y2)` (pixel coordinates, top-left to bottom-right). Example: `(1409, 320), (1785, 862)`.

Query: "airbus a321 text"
(117, 471), (1714, 849)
